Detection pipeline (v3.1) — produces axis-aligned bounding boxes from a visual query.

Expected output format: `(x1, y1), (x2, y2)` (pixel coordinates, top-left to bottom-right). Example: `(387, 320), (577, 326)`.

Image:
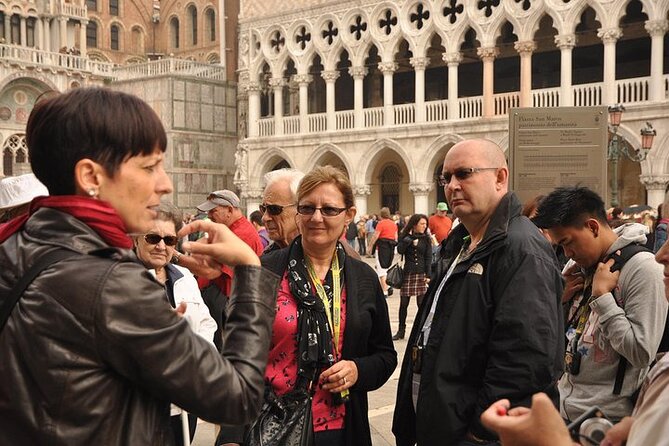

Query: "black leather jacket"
(0, 208), (279, 446)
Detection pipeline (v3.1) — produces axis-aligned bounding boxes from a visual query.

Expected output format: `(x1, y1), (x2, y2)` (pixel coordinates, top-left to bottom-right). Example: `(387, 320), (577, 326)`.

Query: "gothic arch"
(421, 134), (465, 183)
(360, 138), (414, 185)
(303, 143), (353, 177)
(250, 147), (296, 185)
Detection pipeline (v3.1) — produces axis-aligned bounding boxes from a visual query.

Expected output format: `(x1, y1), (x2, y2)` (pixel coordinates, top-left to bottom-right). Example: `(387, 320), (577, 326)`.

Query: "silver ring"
(343, 377), (347, 384)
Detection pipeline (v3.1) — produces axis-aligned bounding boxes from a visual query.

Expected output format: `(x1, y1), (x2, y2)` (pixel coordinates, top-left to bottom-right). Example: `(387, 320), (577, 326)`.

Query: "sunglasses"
(144, 233), (178, 246)
(260, 203), (295, 216)
(297, 205), (347, 217)
(438, 167), (499, 186)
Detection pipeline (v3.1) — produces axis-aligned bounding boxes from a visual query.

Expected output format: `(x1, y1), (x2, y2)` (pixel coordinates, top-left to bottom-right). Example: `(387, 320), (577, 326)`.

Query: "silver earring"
(87, 188), (98, 198)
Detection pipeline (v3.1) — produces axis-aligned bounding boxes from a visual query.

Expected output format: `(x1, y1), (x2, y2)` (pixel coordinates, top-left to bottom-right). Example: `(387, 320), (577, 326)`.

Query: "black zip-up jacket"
(397, 233), (432, 276)
(392, 192), (564, 446)
(0, 208), (279, 446)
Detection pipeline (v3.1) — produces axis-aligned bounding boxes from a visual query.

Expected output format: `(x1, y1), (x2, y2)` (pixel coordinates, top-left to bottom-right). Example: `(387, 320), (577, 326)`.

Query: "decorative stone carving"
(645, 20), (669, 37)
(353, 185), (371, 196)
(245, 82), (261, 93)
(639, 175), (669, 190)
(321, 70), (340, 82)
(409, 183), (433, 195)
(234, 143), (249, 184)
(442, 52), (462, 65)
(476, 46), (499, 60)
(241, 188), (264, 200)
(268, 77), (286, 89)
(597, 27), (622, 44)
(410, 57), (429, 70)
(514, 41), (536, 54)
(554, 34), (576, 50)
(292, 74), (312, 85)
(348, 66), (368, 79)
(378, 61), (398, 74)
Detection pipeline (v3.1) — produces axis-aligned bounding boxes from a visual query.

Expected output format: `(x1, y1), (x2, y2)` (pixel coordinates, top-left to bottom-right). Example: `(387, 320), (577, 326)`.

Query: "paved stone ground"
(191, 254), (414, 446)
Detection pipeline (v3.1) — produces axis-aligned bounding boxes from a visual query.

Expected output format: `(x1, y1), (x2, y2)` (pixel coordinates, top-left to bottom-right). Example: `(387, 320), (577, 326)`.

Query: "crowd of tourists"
(0, 87), (668, 446)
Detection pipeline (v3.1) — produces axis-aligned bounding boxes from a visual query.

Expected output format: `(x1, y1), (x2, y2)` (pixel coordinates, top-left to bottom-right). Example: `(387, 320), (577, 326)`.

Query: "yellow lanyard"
(306, 250), (342, 356)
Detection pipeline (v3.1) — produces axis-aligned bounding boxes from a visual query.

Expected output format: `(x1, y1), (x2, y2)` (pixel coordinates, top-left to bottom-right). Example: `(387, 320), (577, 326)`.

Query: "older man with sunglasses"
(392, 139), (564, 446)
(260, 169), (305, 253)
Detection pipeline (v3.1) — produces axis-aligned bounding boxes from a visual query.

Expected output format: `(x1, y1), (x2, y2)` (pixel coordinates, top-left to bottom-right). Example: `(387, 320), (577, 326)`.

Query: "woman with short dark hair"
(0, 87), (277, 445)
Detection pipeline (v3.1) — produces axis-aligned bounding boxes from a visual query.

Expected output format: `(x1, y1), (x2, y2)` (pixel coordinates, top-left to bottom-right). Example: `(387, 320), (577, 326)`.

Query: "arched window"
(2, 148), (12, 177)
(15, 148), (26, 164)
(26, 17), (36, 47)
(110, 25), (119, 50)
(205, 9), (215, 42)
(188, 6), (197, 45)
(380, 164), (402, 213)
(170, 17), (179, 49)
(85, 0), (97, 11)
(0, 12), (5, 39)
(131, 26), (144, 53)
(86, 21), (97, 48)
(10, 15), (20, 44)
(109, 0), (119, 16)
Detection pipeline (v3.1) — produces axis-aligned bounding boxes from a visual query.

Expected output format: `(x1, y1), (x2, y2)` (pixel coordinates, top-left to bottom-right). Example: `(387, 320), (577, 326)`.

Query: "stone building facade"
(0, 0), (239, 210)
(237, 0), (669, 216)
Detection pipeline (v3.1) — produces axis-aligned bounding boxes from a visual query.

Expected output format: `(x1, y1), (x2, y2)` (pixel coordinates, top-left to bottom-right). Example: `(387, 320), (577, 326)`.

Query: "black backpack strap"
(0, 249), (78, 332)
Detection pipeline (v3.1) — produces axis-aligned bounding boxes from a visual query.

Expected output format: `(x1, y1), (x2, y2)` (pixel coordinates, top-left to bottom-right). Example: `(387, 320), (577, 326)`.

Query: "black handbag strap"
(0, 249), (78, 332)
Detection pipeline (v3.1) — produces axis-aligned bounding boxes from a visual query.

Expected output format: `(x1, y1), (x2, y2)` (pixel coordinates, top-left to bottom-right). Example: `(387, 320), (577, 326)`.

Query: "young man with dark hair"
(533, 186), (667, 423)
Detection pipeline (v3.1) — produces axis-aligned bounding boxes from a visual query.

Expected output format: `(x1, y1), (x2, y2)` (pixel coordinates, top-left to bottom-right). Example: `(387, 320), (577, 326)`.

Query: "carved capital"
(639, 175), (669, 190)
(645, 20), (669, 37)
(408, 183), (433, 195)
(378, 61), (398, 74)
(321, 70), (340, 82)
(597, 27), (622, 44)
(245, 81), (262, 93)
(238, 70), (250, 84)
(554, 34), (576, 50)
(292, 74), (312, 85)
(514, 40), (536, 55)
(268, 77), (286, 89)
(476, 46), (499, 61)
(410, 57), (430, 71)
(349, 66), (368, 79)
(352, 185), (371, 196)
(442, 52), (462, 66)
(240, 187), (264, 200)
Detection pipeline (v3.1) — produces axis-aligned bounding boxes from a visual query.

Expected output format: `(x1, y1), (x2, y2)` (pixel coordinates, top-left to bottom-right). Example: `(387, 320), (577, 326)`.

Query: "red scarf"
(0, 195), (133, 249)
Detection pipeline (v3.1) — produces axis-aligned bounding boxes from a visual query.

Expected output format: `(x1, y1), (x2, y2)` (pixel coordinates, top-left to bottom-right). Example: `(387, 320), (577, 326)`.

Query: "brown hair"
(297, 165), (354, 208)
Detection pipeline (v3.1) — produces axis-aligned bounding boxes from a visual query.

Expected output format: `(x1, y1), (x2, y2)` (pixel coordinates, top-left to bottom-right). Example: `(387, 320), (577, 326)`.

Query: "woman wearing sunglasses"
(218, 166), (396, 446)
(134, 202), (217, 446)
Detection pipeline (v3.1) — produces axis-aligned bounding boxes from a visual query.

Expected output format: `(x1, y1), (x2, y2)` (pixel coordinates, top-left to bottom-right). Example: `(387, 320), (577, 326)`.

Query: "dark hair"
(400, 214), (429, 239)
(27, 87), (167, 195)
(522, 194), (545, 219)
(249, 210), (263, 226)
(533, 186), (608, 229)
(611, 207), (623, 218)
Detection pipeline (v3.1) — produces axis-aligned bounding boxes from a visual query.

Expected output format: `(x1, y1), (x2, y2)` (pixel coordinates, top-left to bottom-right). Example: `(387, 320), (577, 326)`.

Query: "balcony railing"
(248, 74), (669, 138)
(113, 58), (227, 81)
(55, 1), (87, 18)
(0, 43), (114, 76)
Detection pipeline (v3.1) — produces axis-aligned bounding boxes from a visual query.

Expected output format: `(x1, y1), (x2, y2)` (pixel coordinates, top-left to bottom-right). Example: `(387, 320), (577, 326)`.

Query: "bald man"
(392, 139), (564, 446)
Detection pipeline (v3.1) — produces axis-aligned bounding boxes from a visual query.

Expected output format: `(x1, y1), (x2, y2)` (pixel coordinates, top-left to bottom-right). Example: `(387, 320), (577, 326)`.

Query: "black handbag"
(386, 261), (404, 288)
(244, 385), (314, 446)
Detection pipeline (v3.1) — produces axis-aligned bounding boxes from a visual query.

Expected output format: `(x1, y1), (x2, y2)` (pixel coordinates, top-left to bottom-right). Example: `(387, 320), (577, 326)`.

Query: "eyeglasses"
(297, 205), (348, 217)
(438, 167), (499, 186)
(144, 233), (178, 246)
(260, 203), (295, 216)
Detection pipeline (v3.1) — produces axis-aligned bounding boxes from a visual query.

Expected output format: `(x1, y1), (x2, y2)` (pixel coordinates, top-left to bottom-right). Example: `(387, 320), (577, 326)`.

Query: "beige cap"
(0, 174), (49, 210)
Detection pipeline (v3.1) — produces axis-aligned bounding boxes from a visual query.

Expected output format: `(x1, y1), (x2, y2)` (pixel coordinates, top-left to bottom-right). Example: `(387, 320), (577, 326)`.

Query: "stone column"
(79, 20), (87, 56)
(20, 16), (27, 46)
(353, 185), (371, 218)
(59, 17), (68, 49)
(43, 18), (51, 51)
(3, 14), (10, 43)
(349, 66), (367, 129)
(322, 70), (340, 131)
(293, 74), (311, 134)
(410, 57), (429, 123)
(246, 82), (261, 137)
(645, 20), (668, 102)
(35, 18), (43, 48)
(477, 47), (498, 118)
(598, 27), (622, 105)
(514, 41), (536, 107)
(269, 77), (285, 136)
(379, 61), (398, 126)
(241, 188), (264, 217)
(555, 34), (575, 106)
(443, 52), (462, 120)
(640, 175), (669, 209)
(409, 183), (433, 215)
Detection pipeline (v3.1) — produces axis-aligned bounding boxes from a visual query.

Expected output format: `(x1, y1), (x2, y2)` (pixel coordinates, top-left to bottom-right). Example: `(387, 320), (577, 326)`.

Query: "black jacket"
(397, 233), (432, 276)
(0, 208), (279, 446)
(262, 247), (397, 446)
(392, 192), (564, 446)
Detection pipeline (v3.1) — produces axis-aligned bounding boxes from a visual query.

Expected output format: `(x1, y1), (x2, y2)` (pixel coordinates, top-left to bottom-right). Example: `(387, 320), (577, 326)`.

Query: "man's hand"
(177, 220), (261, 278)
(562, 263), (585, 304)
(592, 255), (621, 297)
(600, 416), (634, 446)
(481, 393), (575, 446)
